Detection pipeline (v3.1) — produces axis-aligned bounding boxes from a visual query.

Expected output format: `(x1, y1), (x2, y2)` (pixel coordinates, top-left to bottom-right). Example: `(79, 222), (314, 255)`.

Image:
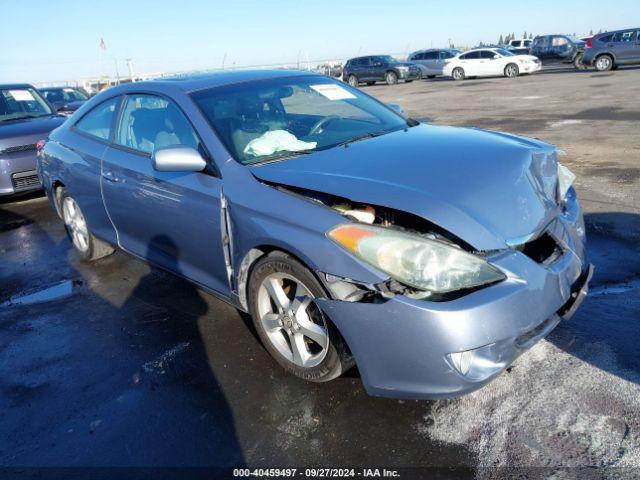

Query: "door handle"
(102, 171), (119, 183)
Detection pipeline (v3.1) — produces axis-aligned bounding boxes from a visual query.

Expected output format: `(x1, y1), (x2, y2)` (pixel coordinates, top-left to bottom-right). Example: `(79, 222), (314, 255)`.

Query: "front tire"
(452, 67), (465, 81)
(595, 54), (613, 71)
(573, 52), (587, 70)
(385, 71), (398, 85)
(347, 75), (359, 87)
(504, 63), (519, 78)
(248, 251), (353, 382)
(59, 188), (114, 261)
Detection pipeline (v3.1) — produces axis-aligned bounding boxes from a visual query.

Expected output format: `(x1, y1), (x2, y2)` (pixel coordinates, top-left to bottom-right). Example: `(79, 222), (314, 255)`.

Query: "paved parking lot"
(1, 67), (639, 477)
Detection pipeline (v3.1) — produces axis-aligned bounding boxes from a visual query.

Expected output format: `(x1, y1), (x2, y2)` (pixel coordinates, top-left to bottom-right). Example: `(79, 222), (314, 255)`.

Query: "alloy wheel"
(596, 56), (612, 71)
(257, 272), (329, 368)
(62, 197), (89, 253)
(505, 64), (519, 77)
(348, 75), (358, 87)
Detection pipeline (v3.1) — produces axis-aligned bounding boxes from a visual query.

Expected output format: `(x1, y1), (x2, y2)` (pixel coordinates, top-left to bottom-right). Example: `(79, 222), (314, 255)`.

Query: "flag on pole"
(99, 38), (107, 51)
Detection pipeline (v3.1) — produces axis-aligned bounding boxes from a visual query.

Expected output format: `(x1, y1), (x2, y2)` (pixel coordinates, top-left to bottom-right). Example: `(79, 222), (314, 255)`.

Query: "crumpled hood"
(0, 115), (66, 149)
(250, 125), (560, 251)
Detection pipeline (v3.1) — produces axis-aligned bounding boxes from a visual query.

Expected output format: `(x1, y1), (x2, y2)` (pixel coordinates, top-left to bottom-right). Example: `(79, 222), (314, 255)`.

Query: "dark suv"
(531, 35), (586, 69)
(0, 84), (65, 196)
(342, 55), (421, 86)
(582, 28), (640, 71)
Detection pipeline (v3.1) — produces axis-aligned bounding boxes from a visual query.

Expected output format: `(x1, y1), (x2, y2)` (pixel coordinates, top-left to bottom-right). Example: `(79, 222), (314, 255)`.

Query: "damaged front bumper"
(316, 197), (591, 400)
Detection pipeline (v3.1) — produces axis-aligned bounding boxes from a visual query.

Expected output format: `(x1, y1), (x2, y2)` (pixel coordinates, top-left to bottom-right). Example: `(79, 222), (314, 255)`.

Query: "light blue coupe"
(38, 70), (592, 399)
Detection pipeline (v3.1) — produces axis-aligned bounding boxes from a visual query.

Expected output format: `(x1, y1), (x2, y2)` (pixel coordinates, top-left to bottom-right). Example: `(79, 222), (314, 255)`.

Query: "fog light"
(448, 351), (473, 376)
(446, 343), (511, 381)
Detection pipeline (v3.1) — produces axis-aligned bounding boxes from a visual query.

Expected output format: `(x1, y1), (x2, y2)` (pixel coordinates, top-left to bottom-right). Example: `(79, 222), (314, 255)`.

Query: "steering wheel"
(309, 115), (341, 136)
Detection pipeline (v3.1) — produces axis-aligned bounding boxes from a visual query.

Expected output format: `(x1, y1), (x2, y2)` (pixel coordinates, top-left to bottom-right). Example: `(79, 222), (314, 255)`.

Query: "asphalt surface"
(1, 66), (639, 478)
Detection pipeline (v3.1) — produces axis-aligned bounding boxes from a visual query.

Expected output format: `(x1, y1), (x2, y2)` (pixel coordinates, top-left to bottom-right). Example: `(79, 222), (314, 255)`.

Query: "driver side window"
(115, 94), (200, 155)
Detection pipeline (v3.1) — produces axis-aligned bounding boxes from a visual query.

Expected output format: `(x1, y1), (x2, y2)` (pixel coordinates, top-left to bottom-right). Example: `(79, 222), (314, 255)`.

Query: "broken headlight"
(328, 224), (506, 294)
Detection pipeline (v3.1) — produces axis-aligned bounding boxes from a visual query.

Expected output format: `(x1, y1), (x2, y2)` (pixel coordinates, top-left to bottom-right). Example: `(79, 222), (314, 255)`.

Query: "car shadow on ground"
(0, 203), (245, 470)
(547, 212), (640, 386)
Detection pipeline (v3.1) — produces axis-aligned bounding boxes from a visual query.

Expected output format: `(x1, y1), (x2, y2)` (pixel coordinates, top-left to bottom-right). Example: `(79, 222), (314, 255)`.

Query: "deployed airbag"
(244, 130), (316, 157)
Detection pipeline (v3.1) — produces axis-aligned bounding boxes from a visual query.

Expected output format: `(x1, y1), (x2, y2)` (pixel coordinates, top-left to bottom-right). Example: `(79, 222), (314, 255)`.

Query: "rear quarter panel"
(40, 128), (116, 244)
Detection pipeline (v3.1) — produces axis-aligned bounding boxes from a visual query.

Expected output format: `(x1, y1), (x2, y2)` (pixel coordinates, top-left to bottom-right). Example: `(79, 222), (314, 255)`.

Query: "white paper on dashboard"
(9, 90), (35, 102)
(310, 84), (356, 101)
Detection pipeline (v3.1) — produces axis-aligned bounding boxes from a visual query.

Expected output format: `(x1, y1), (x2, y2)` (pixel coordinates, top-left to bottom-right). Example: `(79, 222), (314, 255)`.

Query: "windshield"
(494, 48), (515, 56)
(42, 87), (88, 104)
(192, 76), (409, 165)
(0, 87), (53, 122)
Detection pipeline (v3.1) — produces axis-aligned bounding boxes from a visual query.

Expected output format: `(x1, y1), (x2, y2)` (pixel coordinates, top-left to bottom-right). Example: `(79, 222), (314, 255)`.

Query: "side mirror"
(152, 146), (206, 172)
(493, 55), (500, 59)
(387, 103), (406, 116)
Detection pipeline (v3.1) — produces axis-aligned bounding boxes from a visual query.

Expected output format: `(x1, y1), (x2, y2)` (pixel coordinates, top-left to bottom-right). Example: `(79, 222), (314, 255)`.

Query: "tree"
(499, 34), (504, 44)
(529, 33), (534, 39)
(589, 29), (593, 35)
(523, 31), (527, 40)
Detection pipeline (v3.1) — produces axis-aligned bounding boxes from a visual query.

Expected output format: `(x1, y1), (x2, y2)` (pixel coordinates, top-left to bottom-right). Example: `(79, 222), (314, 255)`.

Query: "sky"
(0, 0), (637, 84)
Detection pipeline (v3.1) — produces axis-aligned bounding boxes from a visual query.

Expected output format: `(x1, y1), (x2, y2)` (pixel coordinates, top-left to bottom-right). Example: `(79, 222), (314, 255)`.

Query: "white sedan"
(443, 48), (541, 80)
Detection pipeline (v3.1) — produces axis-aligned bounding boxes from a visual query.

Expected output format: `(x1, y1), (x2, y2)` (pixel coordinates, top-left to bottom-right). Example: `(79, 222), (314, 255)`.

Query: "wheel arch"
(51, 180), (66, 218)
(236, 244), (330, 312)
(595, 51), (616, 63)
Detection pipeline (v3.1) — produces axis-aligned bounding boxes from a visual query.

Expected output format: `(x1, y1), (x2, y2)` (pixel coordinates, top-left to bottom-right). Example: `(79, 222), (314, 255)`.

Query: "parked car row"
(341, 27), (640, 86)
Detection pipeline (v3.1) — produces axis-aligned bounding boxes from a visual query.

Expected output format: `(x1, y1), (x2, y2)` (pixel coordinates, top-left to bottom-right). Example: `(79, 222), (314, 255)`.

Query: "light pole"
(126, 58), (135, 83)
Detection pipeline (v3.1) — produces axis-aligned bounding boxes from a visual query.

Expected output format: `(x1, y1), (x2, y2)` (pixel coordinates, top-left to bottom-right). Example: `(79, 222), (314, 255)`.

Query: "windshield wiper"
(333, 129), (392, 148)
(249, 149), (314, 166)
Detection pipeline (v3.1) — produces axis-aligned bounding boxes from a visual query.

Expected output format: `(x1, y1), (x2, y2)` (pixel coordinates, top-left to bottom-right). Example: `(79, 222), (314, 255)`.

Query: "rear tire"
(248, 251), (354, 382)
(427, 75), (436, 79)
(59, 188), (114, 262)
(385, 71), (398, 85)
(504, 63), (519, 78)
(595, 54), (613, 71)
(347, 75), (359, 87)
(452, 67), (465, 81)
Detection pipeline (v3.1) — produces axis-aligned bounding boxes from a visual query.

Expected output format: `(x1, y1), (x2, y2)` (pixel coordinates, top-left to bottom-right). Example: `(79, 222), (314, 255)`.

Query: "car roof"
(117, 69), (317, 93)
(595, 28), (640, 36)
(463, 48), (498, 53)
(0, 83), (36, 90)
(409, 48), (459, 55)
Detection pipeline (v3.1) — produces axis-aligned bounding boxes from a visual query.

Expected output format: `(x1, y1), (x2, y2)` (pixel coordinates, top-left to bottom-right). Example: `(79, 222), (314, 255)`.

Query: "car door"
(65, 95), (123, 245)
(370, 57), (386, 81)
(458, 51), (481, 75)
(423, 51), (440, 75)
(610, 30), (639, 63)
(101, 92), (230, 295)
(479, 50), (500, 75)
